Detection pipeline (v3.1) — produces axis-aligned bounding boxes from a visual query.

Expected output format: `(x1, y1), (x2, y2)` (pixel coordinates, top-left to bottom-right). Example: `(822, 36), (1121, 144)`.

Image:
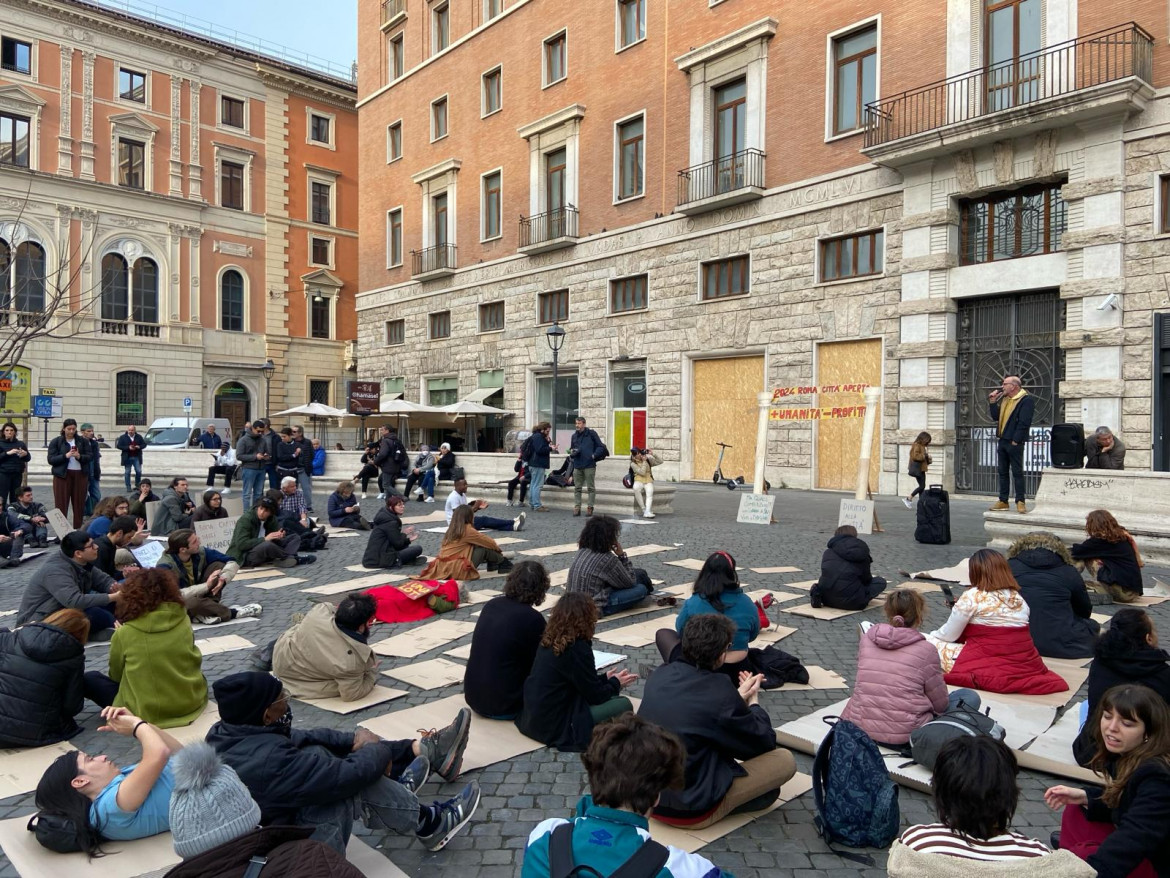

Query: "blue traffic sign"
(33, 396), (54, 418)
(183, 397), (192, 407)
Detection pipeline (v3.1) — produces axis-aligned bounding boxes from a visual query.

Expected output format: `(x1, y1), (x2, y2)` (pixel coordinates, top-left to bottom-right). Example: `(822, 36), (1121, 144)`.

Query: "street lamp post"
(260, 359), (275, 421)
(546, 322), (566, 448)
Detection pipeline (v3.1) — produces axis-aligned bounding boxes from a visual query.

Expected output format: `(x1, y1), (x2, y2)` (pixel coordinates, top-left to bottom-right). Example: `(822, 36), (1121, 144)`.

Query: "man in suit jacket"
(988, 374), (1035, 513)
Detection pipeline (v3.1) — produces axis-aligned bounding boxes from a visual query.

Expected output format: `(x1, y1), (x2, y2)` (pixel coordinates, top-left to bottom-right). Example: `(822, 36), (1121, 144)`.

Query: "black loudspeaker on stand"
(1050, 423), (1085, 469)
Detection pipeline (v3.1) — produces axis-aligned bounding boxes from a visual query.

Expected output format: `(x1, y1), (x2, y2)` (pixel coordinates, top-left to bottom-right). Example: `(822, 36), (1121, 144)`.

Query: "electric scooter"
(712, 442), (739, 490)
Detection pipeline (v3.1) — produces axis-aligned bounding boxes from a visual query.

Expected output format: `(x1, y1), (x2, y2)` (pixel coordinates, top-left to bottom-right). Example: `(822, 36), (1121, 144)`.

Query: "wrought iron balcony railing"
(381, 0), (405, 25)
(519, 206), (579, 249)
(864, 23), (1154, 149)
(411, 243), (456, 277)
(677, 149), (766, 207)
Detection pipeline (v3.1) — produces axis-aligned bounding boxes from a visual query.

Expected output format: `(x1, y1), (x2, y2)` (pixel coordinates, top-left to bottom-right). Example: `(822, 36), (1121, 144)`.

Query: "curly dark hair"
(503, 560), (550, 606)
(541, 592), (598, 655)
(583, 713), (685, 815)
(1086, 509), (1128, 543)
(115, 567), (184, 623)
(577, 515), (621, 553)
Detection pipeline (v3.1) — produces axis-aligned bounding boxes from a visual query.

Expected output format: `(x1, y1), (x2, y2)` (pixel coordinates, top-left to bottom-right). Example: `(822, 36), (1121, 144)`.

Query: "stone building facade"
(355, 0), (1169, 494)
(0, 0), (358, 441)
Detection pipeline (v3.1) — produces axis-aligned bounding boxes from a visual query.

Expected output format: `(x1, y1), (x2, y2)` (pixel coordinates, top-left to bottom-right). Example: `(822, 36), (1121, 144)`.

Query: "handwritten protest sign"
(130, 540), (165, 569)
(194, 516), (240, 554)
(46, 508), (73, 539)
(838, 498), (874, 535)
(736, 493), (775, 526)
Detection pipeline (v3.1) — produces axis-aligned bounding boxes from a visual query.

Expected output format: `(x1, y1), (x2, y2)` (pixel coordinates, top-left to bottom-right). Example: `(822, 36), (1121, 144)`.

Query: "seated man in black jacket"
(637, 615), (796, 828)
(810, 525), (886, 610)
(93, 515), (140, 581)
(362, 494), (425, 569)
(206, 672), (479, 854)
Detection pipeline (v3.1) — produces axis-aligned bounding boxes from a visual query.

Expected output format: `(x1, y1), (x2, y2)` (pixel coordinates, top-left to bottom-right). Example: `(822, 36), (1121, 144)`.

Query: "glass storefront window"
(610, 367), (646, 456)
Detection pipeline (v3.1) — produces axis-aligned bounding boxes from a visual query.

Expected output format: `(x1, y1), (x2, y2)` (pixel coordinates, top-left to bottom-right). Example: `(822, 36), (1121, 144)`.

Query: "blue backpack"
(812, 716), (899, 860)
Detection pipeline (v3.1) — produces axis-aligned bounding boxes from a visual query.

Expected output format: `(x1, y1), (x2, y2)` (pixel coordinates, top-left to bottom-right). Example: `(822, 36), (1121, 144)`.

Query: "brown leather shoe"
(1017, 502), (1027, 514)
(573, 507), (581, 516)
(989, 501), (1009, 511)
(586, 506), (594, 517)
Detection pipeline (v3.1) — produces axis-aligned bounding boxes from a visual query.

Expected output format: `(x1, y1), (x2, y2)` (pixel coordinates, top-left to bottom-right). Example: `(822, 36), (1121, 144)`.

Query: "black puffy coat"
(1010, 547), (1099, 658)
(0, 623), (85, 747)
(816, 534), (876, 610)
(1072, 642), (1170, 765)
(362, 507), (410, 568)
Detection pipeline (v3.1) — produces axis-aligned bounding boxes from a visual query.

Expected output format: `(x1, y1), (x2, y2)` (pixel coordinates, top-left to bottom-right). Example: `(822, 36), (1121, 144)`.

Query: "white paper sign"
(143, 501), (161, 530)
(593, 650), (627, 670)
(46, 508), (73, 539)
(130, 540), (165, 569)
(736, 493), (776, 525)
(838, 498), (874, 535)
(195, 516), (240, 554)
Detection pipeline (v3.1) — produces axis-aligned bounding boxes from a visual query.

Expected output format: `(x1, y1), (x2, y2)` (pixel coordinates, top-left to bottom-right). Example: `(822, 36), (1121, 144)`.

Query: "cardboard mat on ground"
(519, 542), (580, 557)
(304, 573), (405, 595)
(344, 836), (410, 878)
(294, 685), (409, 715)
(1015, 701), (1097, 783)
(196, 634), (254, 656)
(360, 693), (544, 772)
(783, 600), (884, 621)
(0, 742), (73, 797)
(749, 566), (802, 574)
(765, 666), (849, 691)
(902, 559), (972, 586)
(622, 544), (675, 558)
(370, 619), (477, 658)
(646, 773), (814, 854)
(663, 558), (706, 571)
(168, 704), (223, 745)
(232, 568), (286, 581)
(381, 658), (467, 690)
(239, 575), (306, 590)
(0, 815), (180, 878)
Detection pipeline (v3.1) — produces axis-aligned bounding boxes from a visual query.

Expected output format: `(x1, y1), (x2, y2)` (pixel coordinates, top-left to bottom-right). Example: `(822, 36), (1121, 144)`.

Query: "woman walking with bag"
(903, 432), (932, 509)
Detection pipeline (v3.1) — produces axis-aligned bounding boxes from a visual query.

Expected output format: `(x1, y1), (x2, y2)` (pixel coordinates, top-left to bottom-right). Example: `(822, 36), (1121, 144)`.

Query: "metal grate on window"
(309, 380), (331, 405)
(115, 371), (148, 425)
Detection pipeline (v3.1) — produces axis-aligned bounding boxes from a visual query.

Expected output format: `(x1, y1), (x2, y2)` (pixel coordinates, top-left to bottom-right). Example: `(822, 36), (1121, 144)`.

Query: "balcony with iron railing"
(381, 0), (406, 28)
(676, 148), (766, 215)
(411, 243), (457, 280)
(518, 206), (579, 255)
(863, 23), (1154, 165)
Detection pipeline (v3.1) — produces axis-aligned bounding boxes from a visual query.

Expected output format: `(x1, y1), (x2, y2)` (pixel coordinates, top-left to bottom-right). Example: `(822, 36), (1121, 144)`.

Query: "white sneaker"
(220, 488), (231, 495)
(231, 603), (263, 618)
(195, 615), (221, 626)
(902, 497), (913, 509)
(424, 496), (434, 503)
(416, 489), (425, 499)
(513, 512), (526, 532)
(643, 511), (655, 518)
(377, 493), (386, 500)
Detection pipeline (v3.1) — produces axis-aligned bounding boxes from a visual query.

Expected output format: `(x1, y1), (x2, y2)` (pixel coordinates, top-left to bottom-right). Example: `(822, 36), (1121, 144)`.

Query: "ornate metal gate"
(956, 291), (1065, 496)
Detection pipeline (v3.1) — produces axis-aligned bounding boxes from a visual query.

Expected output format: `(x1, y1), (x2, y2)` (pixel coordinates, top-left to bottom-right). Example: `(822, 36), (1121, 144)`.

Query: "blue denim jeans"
(528, 467), (547, 508)
(123, 459), (141, 492)
(85, 478), (101, 517)
(241, 468), (266, 509)
(421, 470), (436, 497)
(297, 471), (314, 510)
(603, 582), (651, 616)
(474, 514), (514, 531)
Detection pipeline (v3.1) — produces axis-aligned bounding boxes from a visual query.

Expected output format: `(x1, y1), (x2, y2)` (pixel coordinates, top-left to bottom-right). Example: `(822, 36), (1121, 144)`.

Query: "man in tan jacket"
(272, 595), (378, 701)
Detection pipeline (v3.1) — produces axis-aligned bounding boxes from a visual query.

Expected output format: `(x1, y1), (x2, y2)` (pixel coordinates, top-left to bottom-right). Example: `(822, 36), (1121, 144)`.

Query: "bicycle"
(712, 442), (740, 490)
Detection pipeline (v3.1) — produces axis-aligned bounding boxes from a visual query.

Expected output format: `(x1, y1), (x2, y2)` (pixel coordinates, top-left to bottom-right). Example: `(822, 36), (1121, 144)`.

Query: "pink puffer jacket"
(840, 624), (949, 746)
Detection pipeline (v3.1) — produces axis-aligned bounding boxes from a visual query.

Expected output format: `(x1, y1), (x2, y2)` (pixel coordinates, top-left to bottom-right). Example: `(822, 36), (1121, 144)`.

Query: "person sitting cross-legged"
(362, 493), (424, 570)
(464, 561), (549, 720)
(153, 478), (196, 537)
(565, 515), (651, 616)
(227, 497), (311, 570)
(191, 490), (228, 524)
(206, 672), (480, 854)
(810, 524), (887, 611)
(888, 735), (1093, 876)
(16, 531), (122, 636)
(420, 505), (512, 581)
(163, 741), (366, 878)
(327, 481), (370, 530)
(272, 594), (379, 703)
(8, 485), (51, 547)
(638, 614), (796, 829)
(516, 592), (637, 752)
(521, 713), (731, 878)
(156, 529), (259, 626)
(34, 706), (185, 855)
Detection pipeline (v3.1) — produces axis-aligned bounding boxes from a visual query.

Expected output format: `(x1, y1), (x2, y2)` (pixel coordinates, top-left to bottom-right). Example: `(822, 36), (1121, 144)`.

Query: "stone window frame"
(431, 94), (449, 142)
(428, 310), (452, 340)
(478, 300), (505, 334)
(216, 264), (249, 333)
(0, 30), (37, 80)
(308, 378), (333, 405)
(815, 227), (886, 285)
(387, 120), (403, 163)
(823, 15), (881, 143)
(385, 318), (406, 346)
(307, 285), (337, 340)
(115, 65), (150, 107)
(613, 109), (646, 204)
(615, 0), (647, 54)
(609, 273), (649, 315)
(109, 113), (159, 192)
(389, 33), (405, 82)
(481, 65), (503, 118)
(386, 206), (404, 268)
(480, 167), (503, 242)
(432, 1), (451, 55)
(543, 29), (568, 89)
(1155, 175), (1170, 238)
(410, 158), (461, 250)
(517, 104), (584, 220)
(309, 233), (334, 269)
(675, 18), (776, 170)
(697, 253), (751, 302)
(218, 93), (249, 133)
(214, 142), (256, 213)
(0, 85), (45, 172)
(307, 165), (340, 226)
(306, 106), (337, 150)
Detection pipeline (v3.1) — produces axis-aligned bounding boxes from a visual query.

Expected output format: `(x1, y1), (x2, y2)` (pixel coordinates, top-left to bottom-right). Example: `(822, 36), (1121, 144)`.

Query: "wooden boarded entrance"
(692, 356), (764, 483)
(815, 340), (882, 491)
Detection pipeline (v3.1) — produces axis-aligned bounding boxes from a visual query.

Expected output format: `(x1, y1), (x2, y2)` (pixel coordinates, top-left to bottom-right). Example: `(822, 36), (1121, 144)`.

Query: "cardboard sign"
(194, 516), (240, 554)
(736, 493), (776, 525)
(130, 540), (165, 569)
(838, 498), (874, 535)
(396, 579), (441, 600)
(46, 508), (73, 539)
(143, 501), (161, 530)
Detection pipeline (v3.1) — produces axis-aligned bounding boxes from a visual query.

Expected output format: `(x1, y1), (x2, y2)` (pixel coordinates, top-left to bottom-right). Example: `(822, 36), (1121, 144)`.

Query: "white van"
(145, 417), (234, 450)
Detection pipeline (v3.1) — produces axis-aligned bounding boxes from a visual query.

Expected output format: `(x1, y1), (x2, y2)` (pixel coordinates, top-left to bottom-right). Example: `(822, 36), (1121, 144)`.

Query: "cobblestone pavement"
(1, 483), (1164, 877)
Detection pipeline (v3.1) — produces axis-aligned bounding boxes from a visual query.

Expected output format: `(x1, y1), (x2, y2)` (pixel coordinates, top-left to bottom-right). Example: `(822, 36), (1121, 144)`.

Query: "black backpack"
(914, 484), (951, 545)
(908, 700), (1004, 770)
(393, 441), (409, 469)
(549, 822), (669, 878)
(520, 436), (535, 463)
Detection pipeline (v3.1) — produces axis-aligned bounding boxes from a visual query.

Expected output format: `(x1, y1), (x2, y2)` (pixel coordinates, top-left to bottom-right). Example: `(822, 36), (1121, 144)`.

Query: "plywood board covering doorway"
(691, 356), (765, 483)
(815, 339), (882, 491)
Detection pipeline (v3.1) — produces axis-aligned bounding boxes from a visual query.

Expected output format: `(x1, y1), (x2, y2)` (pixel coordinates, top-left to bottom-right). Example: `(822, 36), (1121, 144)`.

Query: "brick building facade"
(355, 0), (1169, 494)
(0, 0), (358, 441)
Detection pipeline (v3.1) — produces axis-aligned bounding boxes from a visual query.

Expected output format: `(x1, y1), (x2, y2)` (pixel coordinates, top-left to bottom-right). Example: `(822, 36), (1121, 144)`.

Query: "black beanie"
(213, 672), (284, 726)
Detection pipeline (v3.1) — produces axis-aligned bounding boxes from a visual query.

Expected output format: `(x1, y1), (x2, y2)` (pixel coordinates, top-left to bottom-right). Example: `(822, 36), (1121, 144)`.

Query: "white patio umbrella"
(439, 400), (512, 451)
(272, 402), (352, 418)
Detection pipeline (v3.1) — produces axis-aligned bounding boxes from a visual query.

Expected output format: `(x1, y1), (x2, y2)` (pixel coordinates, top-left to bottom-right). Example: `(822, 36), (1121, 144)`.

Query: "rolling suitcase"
(915, 484), (951, 545)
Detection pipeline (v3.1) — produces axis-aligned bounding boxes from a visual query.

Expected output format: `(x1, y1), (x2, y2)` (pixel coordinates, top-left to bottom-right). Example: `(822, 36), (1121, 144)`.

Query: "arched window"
(101, 253), (129, 321)
(13, 242), (45, 313)
(115, 370), (148, 425)
(131, 258), (158, 325)
(220, 270), (244, 332)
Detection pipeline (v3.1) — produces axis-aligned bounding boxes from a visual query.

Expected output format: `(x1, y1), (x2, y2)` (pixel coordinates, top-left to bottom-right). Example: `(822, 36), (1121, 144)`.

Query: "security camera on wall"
(1097, 293), (1120, 311)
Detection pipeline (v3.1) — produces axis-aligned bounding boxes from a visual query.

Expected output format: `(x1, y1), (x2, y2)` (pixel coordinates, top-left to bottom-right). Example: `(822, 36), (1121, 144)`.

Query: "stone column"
(58, 46), (73, 175)
(79, 51), (95, 181)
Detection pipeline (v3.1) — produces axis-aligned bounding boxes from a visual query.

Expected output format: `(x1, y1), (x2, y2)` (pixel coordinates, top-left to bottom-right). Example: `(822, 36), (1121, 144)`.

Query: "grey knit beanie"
(168, 741), (261, 859)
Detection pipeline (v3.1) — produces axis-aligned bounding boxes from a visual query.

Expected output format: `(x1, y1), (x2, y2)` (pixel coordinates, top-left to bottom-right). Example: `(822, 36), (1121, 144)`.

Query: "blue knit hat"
(169, 742), (261, 859)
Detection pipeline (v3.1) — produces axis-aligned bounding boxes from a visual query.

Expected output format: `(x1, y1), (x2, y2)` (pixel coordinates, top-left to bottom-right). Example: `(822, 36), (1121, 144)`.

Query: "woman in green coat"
(101, 567), (208, 728)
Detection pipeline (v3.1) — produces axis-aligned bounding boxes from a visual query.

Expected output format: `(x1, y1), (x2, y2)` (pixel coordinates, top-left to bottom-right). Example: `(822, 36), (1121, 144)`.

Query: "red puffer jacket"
(841, 624), (949, 746)
(944, 624), (1068, 694)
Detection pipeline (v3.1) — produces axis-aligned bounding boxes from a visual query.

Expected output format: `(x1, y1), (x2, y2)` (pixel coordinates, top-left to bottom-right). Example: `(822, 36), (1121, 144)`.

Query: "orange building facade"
(0, 0), (358, 439)
(355, 0), (1170, 494)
